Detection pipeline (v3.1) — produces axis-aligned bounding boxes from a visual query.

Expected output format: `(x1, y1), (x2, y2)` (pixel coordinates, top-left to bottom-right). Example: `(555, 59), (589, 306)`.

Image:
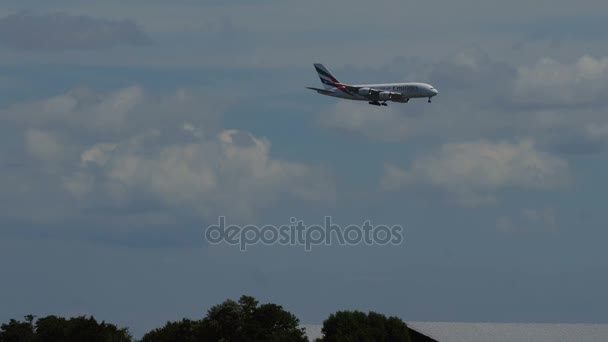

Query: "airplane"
(307, 63), (438, 106)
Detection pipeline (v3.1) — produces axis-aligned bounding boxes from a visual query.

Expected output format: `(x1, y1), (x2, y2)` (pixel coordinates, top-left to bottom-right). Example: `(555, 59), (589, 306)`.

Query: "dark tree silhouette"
(200, 295), (308, 342)
(0, 315), (35, 342)
(0, 315), (131, 342)
(0, 297), (423, 341)
(316, 310), (411, 342)
(140, 295), (308, 342)
(139, 319), (204, 342)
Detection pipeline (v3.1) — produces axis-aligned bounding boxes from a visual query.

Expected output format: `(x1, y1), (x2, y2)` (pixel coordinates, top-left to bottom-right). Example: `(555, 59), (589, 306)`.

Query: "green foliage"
(201, 295), (308, 342)
(0, 297), (415, 342)
(0, 316), (35, 342)
(60, 316), (132, 342)
(0, 315), (132, 342)
(202, 299), (245, 341)
(35, 315), (68, 341)
(140, 319), (204, 342)
(316, 310), (411, 342)
(141, 295), (307, 342)
(245, 303), (308, 342)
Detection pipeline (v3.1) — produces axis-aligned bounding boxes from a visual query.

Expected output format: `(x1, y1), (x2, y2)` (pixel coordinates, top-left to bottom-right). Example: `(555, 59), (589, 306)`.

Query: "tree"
(384, 316), (412, 341)
(316, 310), (411, 342)
(245, 303), (308, 342)
(0, 315), (132, 342)
(0, 316), (35, 342)
(35, 315), (68, 341)
(201, 295), (308, 342)
(140, 295), (307, 342)
(62, 316), (132, 342)
(140, 319), (204, 342)
(201, 299), (245, 341)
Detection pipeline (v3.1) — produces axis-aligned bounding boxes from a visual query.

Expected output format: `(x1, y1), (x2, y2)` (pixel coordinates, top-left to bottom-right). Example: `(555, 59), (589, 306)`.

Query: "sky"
(1, 0), (607, 338)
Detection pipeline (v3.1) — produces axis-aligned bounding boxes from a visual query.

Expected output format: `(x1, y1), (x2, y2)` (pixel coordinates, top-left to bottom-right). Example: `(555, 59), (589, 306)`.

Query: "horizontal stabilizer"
(306, 87), (335, 95)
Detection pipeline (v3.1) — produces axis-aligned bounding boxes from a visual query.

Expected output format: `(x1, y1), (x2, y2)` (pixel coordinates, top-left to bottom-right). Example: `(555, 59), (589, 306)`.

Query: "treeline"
(0, 295), (420, 342)
(0, 315), (131, 342)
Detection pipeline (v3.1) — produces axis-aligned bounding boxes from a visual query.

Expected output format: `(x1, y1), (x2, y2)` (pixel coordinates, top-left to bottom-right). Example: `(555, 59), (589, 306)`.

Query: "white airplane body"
(307, 63), (438, 106)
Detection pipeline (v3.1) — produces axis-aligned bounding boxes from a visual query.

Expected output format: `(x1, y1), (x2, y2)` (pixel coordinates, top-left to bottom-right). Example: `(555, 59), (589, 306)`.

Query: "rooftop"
(303, 322), (608, 342)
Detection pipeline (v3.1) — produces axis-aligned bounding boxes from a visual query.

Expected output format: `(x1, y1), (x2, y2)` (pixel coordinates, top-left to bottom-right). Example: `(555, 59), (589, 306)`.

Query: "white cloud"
(66, 128), (335, 221)
(430, 46), (514, 92)
(1, 85), (333, 223)
(513, 55), (608, 107)
(318, 101), (411, 142)
(497, 207), (558, 233)
(0, 11), (151, 51)
(2, 86), (226, 140)
(24, 129), (64, 163)
(90, 86), (144, 130)
(80, 143), (117, 167)
(4, 86), (144, 132)
(382, 139), (570, 206)
(62, 172), (94, 198)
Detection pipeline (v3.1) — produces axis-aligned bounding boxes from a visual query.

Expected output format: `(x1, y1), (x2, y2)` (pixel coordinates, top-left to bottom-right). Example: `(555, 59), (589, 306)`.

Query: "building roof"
(303, 322), (608, 342)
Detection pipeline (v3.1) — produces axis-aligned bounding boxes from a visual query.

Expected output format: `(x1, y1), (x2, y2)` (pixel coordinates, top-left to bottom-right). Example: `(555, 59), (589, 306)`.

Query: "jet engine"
(378, 92), (394, 101)
(358, 88), (372, 95)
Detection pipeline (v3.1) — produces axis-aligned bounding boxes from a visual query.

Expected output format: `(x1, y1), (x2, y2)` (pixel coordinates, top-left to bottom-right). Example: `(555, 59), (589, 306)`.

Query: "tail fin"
(314, 63), (340, 89)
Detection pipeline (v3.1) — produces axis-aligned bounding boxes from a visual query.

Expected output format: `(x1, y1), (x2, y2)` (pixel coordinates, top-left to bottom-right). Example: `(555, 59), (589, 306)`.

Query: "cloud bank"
(66, 128), (335, 221)
(2, 86), (335, 223)
(0, 11), (151, 51)
(382, 140), (571, 206)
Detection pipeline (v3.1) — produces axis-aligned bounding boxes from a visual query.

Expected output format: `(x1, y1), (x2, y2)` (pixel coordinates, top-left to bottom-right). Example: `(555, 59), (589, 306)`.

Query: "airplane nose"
(432, 88), (439, 96)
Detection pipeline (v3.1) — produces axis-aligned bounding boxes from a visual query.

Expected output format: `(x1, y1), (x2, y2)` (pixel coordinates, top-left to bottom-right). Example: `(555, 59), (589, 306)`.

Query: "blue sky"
(1, 0), (607, 338)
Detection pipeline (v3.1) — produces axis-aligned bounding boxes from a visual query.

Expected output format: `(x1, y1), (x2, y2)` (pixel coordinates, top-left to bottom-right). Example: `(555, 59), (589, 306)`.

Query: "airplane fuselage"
(324, 82), (437, 103)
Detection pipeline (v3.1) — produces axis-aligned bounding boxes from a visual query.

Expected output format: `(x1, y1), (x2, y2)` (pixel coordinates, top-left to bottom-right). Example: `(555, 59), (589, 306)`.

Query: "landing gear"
(428, 97), (432, 103)
(381, 102), (388, 106)
(368, 101), (382, 106)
